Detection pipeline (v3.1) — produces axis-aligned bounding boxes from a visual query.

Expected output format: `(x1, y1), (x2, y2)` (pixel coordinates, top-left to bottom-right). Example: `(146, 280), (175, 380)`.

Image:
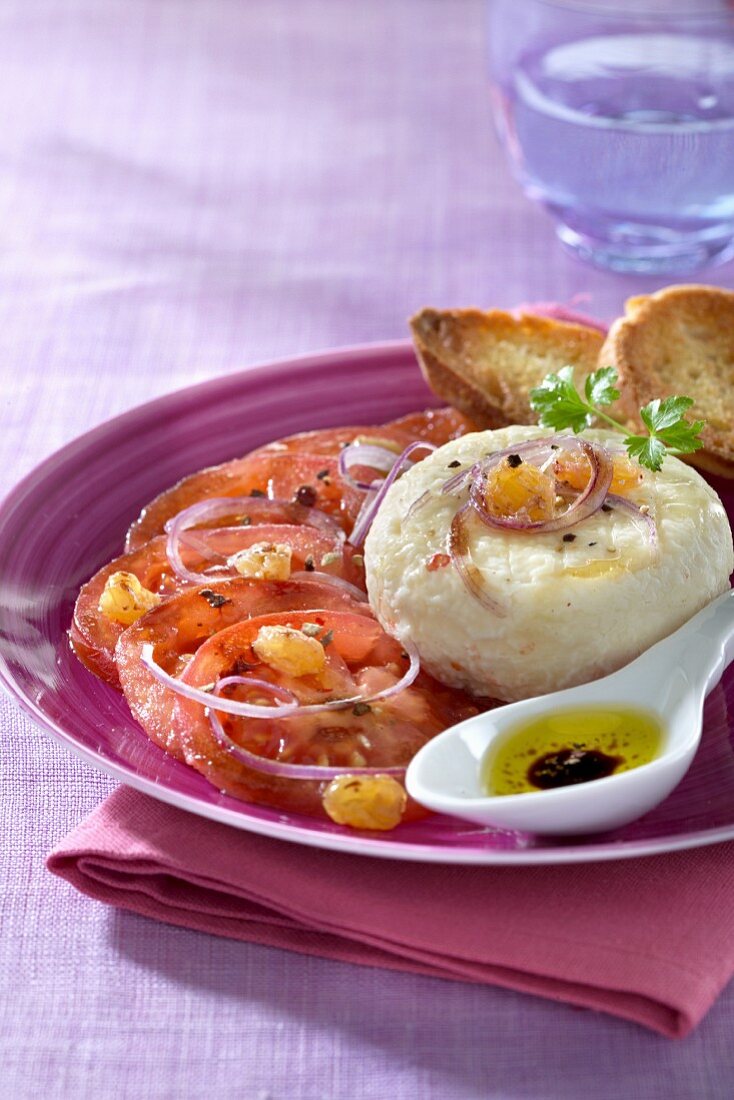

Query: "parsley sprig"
(529, 366), (705, 472)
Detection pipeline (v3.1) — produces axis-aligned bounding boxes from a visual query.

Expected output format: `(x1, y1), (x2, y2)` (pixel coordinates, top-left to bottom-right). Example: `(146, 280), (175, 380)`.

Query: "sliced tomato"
(175, 608), (483, 821)
(386, 407), (477, 446)
(71, 535), (187, 686)
(124, 413), (468, 551)
(251, 425), (406, 457)
(116, 577), (372, 761)
(126, 452), (365, 550)
(171, 524), (365, 590)
(73, 526), (363, 689)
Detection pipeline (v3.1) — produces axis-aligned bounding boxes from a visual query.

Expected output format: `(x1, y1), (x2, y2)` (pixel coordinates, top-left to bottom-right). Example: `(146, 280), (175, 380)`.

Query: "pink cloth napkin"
(48, 786), (734, 1039)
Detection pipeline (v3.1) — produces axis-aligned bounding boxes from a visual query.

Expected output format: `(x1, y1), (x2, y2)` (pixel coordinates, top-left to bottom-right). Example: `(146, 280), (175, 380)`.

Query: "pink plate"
(2, 342), (734, 864)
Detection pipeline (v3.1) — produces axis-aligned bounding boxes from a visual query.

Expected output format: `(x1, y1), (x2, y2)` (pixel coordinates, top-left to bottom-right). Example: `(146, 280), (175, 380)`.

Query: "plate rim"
(2, 339), (734, 865)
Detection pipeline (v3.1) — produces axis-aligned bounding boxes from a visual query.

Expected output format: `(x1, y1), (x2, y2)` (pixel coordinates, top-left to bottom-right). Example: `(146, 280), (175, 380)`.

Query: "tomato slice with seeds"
(125, 411), (473, 551)
(126, 452), (365, 550)
(71, 535), (186, 686)
(116, 577), (372, 761)
(175, 608), (483, 820)
(73, 527), (363, 689)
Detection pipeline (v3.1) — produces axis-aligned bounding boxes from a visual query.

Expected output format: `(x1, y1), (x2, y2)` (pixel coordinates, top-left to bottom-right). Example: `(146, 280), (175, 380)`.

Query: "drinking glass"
(488, 0), (734, 273)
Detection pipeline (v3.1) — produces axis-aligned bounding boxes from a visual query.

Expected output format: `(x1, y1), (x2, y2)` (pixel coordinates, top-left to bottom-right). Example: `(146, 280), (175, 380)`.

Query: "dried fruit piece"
(485, 458), (555, 522)
(556, 450), (642, 496)
(228, 542), (292, 581)
(322, 773), (408, 830)
(98, 571), (162, 626)
(252, 624), (326, 678)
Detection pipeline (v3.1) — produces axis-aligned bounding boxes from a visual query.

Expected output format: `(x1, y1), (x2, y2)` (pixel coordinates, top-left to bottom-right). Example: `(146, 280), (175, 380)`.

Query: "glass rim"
(526, 0), (733, 18)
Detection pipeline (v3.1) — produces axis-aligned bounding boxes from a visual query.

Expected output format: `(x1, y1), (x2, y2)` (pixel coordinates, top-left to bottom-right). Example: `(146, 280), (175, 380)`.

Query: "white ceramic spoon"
(406, 589), (734, 835)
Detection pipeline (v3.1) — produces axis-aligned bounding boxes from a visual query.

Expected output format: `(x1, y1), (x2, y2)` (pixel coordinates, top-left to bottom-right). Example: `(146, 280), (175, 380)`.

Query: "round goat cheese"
(365, 426), (733, 702)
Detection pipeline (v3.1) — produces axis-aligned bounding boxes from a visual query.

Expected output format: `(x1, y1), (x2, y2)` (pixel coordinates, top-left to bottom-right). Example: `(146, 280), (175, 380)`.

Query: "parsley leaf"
(529, 365), (706, 472)
(584, 366), (620, 408)
(623, 433), (668, 473)
(529, 367), (594, 433)
(640, 395), (695, 433)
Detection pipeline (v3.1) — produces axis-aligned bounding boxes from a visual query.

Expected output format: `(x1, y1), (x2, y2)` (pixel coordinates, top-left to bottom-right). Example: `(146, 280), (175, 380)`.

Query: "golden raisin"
(252, 624), (326, 677)
(322, 774), (407, 830)
(98, 571), (162, 625)
(228, 542), (292, 581)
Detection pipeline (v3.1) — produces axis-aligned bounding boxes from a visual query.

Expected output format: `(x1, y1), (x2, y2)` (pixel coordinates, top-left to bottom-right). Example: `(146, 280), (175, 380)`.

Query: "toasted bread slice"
(410, 308), (605, 430)
(601, 285), (734, 476)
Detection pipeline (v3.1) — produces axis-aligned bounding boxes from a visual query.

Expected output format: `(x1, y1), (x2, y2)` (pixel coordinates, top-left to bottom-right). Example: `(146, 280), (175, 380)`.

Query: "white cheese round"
(365, 426), (733, 702)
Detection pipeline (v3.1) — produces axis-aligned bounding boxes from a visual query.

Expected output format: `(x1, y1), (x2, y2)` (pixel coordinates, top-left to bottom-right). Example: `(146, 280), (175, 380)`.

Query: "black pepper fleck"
(295, 485), (318, 507)
(352, 702), (372, 716)
(249, 489), (266, 498)
(199, 588), (230, 608)
(316, 469), (330, 480)
(447, 460), (461, 469)
(507, 453), (523, 468)
(562, 533), (576, 543)
(304, 555), (315, 572)
(588, 541), (597, 547)
(601, 503), (613, 513)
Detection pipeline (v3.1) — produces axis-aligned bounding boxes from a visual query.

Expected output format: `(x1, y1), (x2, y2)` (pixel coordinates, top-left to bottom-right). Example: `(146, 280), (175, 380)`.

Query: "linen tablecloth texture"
(5, 0), (734, 1097)
(48, 788), (734, 1039)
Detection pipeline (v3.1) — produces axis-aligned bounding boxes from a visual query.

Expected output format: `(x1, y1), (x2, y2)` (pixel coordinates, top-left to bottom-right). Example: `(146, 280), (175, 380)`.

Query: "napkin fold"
(48, 787), (734, 1038)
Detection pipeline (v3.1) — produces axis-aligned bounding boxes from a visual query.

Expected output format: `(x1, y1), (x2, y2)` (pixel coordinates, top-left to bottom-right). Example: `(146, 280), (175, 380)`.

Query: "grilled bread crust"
(601, 285), (734, 476)
(410, 308), (605, 430)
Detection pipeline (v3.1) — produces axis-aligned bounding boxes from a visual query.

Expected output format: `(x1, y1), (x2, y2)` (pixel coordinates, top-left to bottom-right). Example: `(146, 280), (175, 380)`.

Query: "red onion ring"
(141, 633), (421, 718)
(338, 443), (404, 491)
(406, 488), (433, 520)
(447, 505), (507, 617)
(350, 441), (436, 548)
(207, 679), (404, 779)
(440, 440), (561, 501)
(166, 496), (344, 583)
(606, 493), (659, 559)
(289, 570), (368, 602)
(349, 485), (380, 548)
(440, 464), (477, 497)
(470, 438), (614, 534)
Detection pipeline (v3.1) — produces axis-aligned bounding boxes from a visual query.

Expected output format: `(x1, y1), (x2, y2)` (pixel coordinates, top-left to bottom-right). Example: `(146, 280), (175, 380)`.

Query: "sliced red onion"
(338, 443), (404, 491)
(289, 570), (368, 602)
(349, 441), (436, 548)
(166, 496), (344, 583)
(406, 488), (433, 520)
(470, 438), (614, 534)
(141, 634), (421, 718)
(165, 495), (344, 539)
(349, 484), (380, 548)
(141, 647), (301, 717)
(606, 493), (659, 557)
(208, 691), (404, 780)
(447, 505), (506, 616)
(441, 463), (477, 497)
(440, 439), (556, 498)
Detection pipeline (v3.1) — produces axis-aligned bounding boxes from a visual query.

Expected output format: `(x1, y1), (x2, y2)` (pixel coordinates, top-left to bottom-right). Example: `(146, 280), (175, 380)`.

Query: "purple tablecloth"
(3, 1), (734, 1096)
